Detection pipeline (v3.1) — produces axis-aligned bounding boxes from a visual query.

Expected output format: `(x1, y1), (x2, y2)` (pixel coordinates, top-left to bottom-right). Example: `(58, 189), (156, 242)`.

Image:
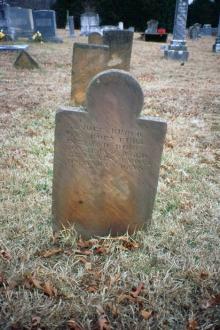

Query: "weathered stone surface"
(14, 50), (39, 69)
(164, 0), (189, 61)
(33, 10), (62, 43)
(88, 32), (103, 44)
(103, 30), (133, 70)
(53, 69), (167, 238)
(70, 42), (109, 106)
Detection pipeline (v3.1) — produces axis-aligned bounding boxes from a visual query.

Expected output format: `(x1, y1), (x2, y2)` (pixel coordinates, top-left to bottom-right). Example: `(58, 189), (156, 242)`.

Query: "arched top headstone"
(86, 69), (144, 119)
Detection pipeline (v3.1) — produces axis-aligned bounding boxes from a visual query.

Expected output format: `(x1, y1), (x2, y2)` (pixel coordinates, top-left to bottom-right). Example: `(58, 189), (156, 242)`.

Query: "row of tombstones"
(53, 29), (167, 237)
(0, 5), (70, 41)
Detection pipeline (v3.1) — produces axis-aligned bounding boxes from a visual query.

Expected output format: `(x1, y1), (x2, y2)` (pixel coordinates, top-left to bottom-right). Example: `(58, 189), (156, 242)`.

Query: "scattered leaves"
(39, 248), (63, 258)
(24, 273), (58, 297)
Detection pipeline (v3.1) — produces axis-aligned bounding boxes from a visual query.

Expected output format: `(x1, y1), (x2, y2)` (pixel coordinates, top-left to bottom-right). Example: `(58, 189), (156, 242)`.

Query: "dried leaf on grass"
(0, 249), (12, 262)
(140, 310), (153, 320)
(24, 273), (58, 297)
(131, 282), (144, 298)
(98, 314), (111, 330)
(39, 248), (63, 258)
(31, 316), (41, 328)
(187, 319), (198, 330)
(67, 319), (84, 330)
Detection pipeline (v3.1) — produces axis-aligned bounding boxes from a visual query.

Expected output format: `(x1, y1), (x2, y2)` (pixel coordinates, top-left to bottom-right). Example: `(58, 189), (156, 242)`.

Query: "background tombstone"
(80, 11), (100, 36)
(68, 16), (74, 37)
(103, 30), (133, 70)
(14, 50), (39, 69)
(88, 31), (103, 44)
(7, 7), (34, 39)
(52, 70), (167, 237)
(213, 15), (220, 53)
(145, 19), (158, 34)
(201, 24), (212, 37)
(118, 21), (124, 30)
(70, 43), (109, 106)
(164, 0), (189, 61)
(0, 2), (11, 37)
(33, 10), (62, 43)
(188, 25), (199, 40)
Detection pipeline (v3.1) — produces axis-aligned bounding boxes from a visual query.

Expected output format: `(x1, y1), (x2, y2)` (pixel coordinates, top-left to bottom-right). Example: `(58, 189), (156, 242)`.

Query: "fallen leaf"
(42, 281), (57, 297)
(75, 249), (93, 256)
(31, 316), (41, 327)
(131, 282), (144, 298)
(187, 319), (198, 330)
(77, 239), (93, 249)
(0, 250), (12, 262)
(87, 286), (98, 293)
(67, 319), (84, 330)
(24, 273), (42, 290)
(200, 271), (209, 280)
(98, 314), (111, 330)
(94, 246), (107, 255)
(39, 248), (63, 258)
(117, 293), (136, 303)
(140, 310), (153, 320)
(122, 240), (139, 250)
(202, 293), (220, 309)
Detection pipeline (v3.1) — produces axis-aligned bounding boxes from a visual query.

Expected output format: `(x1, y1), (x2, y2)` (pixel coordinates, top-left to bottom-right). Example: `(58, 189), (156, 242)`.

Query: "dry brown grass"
(0, 31), (220, 329)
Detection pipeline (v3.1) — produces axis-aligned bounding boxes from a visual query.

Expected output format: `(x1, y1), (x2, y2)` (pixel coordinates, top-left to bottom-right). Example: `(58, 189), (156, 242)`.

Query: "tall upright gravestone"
(70, 43), (109, 106)
(52, 70), (167, 238)
(103, 30), (133, 70)
(213, 15), (220, 53)
(164, 0), (189, 61)
(7, 7), (34, 39)
(33, 10), (62, 43)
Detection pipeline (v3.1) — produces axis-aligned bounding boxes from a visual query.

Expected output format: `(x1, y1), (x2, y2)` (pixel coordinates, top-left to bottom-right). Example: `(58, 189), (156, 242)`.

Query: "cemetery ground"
(0, 31), (220, 329)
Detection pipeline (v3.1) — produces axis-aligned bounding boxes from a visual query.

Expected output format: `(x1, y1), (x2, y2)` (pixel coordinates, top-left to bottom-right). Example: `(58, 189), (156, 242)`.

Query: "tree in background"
(53, 0), (219, 30)
(188, 0), (220, 26)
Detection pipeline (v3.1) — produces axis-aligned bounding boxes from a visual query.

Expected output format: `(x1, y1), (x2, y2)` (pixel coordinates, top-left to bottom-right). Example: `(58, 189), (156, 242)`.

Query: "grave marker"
(33, 10), (62, 43)
(213, 15), (220, 53)
(7, 7), (34, 39)
(14, 50), (39, 69)
(164, 0), (189, 61)
(71, 43), (109, 106)
(103, 30), (133, 70)
(68, 16), (74, 37)
(53, 70), (167, 237)
(88, 32), (103, 44)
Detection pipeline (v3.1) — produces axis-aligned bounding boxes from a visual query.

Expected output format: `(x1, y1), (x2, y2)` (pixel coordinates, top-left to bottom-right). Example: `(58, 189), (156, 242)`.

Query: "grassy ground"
(0, 31), (220, 329)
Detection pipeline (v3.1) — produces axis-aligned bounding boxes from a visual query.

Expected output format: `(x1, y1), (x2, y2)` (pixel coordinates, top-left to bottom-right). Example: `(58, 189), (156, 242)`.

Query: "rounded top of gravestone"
(86, 69), (144, 119)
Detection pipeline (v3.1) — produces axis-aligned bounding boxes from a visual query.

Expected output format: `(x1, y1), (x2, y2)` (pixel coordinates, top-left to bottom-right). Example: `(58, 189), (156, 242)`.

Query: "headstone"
(14, 50), (39, 69)
(33, 10), (62, 43)
(128, 26), (135, 32)
(213, 15), (220, 53)
(88, 32), (103, 44)
(0, 3), (10, 36)
(7, 7), (34, 39)
(188, 25), (199, 40)
(80, 12), (100, 36)
(68, 16), (74, 37)
(103, 30), (133, 70)
(118, 21), (124, 30)
(70, 43), (109, 106)
(164, 0), (189, 61)
(201, 24), (212, 36)
(145, 19), (158, 34)
(52, 69), (167, 238)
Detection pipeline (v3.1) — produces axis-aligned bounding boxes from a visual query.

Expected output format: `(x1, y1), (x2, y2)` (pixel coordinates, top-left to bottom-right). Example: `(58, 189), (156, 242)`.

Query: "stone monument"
(80, 12), (100, 36)
(213, 15), (220, 53)
(88, 32), (103, 44)
(103, 30), (133, 70)
(145, 20), (158, 34)
(70, 43), (109, 106)
(14, 50), (39, 69)
(52, 70), (167, 237)
(7, 7), (34, 39)
(33, 10), (62, 43)
(164, 0), (189, 61)
(68, 16), (74, 37)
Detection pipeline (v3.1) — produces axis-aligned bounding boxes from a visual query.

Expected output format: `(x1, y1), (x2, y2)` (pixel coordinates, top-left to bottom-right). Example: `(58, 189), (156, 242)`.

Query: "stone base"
(213, 38), (220, 53)
(164, 40), (189, 62)
(45, 36), (63, 43)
